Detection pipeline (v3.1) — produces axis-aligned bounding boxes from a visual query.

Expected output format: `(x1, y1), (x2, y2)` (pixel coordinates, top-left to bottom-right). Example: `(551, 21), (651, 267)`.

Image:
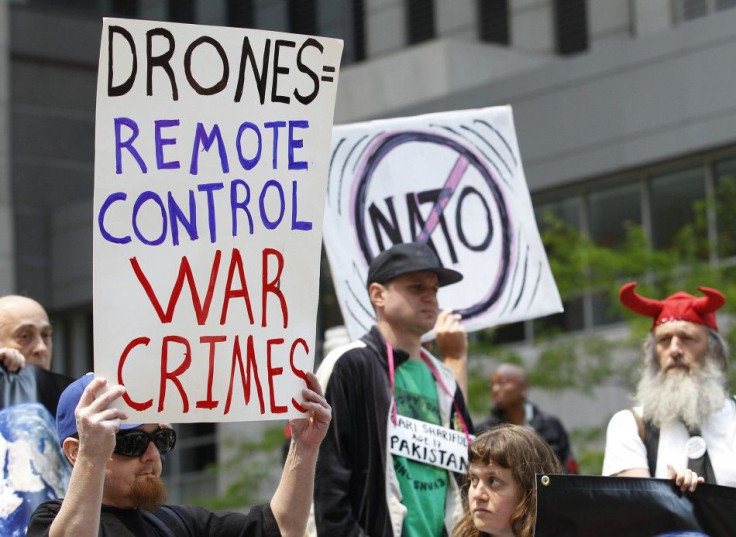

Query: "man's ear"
(62, 437), (80, 466)
(368, 283), (386, 308)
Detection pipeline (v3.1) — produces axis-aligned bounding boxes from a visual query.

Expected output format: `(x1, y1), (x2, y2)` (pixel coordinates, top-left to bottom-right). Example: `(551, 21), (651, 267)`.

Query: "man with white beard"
(603, 282), (735, 491)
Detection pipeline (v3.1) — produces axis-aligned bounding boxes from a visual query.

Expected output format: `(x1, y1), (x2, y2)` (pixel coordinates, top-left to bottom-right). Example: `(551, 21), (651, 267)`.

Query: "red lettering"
(262, 248), (288, 328)
(119, 337), (153, 411)
(289, 338), (309, 412)
(130, 251), (221, 325)
(160, 335), (192, 412)
(219, 248), (255, 325)
(267, 337), (287, 413)
(225, 335), (266, 415)
(196, 335), (225, 409)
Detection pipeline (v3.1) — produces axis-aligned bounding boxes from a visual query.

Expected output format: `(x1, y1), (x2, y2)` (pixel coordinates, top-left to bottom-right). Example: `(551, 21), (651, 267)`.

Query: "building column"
(0, 0), (15, 294)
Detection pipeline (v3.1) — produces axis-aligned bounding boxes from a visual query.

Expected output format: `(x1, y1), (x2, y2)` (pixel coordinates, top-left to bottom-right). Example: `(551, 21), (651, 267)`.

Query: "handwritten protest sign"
(324, 106), (562, 339)
(388, 415), (472, 473)
(93, 18), (343, 422)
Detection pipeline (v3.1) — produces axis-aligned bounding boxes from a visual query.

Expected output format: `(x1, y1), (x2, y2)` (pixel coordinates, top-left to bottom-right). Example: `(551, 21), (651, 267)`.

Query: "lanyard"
(386, 342), (471, 444)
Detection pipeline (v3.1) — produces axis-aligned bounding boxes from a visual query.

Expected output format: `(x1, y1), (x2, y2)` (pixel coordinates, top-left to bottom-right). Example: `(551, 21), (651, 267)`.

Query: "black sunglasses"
(114, 427), (177, 458)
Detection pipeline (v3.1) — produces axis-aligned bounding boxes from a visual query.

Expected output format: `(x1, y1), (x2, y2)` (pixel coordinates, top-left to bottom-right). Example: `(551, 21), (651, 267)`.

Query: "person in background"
(0, 295), (53, 372)
(27, 371), (331, 537)
(312, 241), (473, 537)
(0, 295), (73, 536)
(477, 363), (578, 474)
(452, 424), (562, 537)
(603, 282), (734, 491)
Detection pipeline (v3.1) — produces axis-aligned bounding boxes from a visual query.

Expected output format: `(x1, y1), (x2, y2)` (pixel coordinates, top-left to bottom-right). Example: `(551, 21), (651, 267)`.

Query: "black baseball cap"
(366, 242), (463, 288)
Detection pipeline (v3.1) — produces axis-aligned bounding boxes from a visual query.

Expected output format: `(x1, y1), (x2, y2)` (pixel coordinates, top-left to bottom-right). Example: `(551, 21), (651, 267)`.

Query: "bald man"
(478, 363), (578, 473)
(0, 295), (73, 536)
(0, 295), (53, 372)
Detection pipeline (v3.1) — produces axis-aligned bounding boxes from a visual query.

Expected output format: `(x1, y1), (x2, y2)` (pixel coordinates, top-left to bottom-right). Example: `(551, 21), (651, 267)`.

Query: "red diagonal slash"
(415, 155), (469, 243)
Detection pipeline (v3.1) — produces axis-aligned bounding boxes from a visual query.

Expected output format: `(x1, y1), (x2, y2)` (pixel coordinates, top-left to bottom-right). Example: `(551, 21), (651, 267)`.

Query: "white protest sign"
(388, 415), (472, 473)
(324, 106), (562, 339)
(93, 18), (343, 422)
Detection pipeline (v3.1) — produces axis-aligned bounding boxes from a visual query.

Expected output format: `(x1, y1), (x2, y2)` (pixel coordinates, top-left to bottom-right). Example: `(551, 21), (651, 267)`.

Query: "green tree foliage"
(191, 425), (287, 510)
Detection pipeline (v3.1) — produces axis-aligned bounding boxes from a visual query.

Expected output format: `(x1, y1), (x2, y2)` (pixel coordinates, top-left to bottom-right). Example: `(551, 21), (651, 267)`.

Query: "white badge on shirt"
(388, 414), (474, 473)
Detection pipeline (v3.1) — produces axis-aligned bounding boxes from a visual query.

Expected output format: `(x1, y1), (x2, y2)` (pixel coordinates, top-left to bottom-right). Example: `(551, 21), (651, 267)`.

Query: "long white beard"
(635, 357), (727, 430)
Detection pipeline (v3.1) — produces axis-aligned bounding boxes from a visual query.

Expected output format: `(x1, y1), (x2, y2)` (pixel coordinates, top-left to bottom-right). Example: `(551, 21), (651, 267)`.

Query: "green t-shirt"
(393, 359), (448, 537)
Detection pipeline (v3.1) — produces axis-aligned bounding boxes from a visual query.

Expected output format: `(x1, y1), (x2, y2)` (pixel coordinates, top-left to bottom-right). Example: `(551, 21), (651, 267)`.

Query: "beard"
(635, 355), (728, 430)
(129, 474), (168, 511)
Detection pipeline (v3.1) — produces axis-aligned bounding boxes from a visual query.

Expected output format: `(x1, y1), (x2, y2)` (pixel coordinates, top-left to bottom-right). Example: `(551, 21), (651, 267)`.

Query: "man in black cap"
(312, 241), (472, 537)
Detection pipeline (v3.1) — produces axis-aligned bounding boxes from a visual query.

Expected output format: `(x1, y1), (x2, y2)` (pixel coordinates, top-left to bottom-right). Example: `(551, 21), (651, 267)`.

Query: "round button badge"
(686, 435), (707, 460)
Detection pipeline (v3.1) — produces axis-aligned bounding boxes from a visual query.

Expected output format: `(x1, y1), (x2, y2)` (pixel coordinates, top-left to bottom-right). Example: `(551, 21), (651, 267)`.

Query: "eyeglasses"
(114, 427), (177, 458)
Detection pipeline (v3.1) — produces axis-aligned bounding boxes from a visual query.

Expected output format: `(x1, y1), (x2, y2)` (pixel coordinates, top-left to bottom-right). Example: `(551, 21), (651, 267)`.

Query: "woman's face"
(468, 460), (521, 537)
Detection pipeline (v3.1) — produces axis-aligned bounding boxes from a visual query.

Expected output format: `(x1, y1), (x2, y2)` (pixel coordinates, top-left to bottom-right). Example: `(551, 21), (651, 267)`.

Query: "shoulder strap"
(629, 408), (659, 476)
(630, 408), (645, 442)
(141, 505), (194, 537)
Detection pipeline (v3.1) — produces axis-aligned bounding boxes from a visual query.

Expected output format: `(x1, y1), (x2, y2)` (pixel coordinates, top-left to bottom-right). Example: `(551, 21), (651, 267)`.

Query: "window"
(676, 0), (736, 21)
(112, 0), (139, 17)
(407, 0), (435, 45)
(649, 167), (705, 252)
(535, 297), (585, 334)
(227, 0), (365, 65)
(168, 0), (195, 23)
(588, 184), (641, 249)
(553, 0), (588, 55)
(162, 423), (218, 503)
(535, 196), (581, 232)
(478, 0), (509, 45)
(227, 0), (255, 28)
(289, 0), (317, 35)
(318, 0), (366, 64)
(714, 157), (736, 259)
(534, 197), (584, 335)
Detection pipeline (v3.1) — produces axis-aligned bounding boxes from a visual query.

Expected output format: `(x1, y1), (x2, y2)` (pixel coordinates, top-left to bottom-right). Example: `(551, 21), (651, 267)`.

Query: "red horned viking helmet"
(619, 282), (726, 331)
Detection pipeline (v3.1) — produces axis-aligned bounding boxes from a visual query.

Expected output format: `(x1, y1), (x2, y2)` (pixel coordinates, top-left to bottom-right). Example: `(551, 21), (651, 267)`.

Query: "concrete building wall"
(9, 7), (98, 306)
(373, 7), (736, 194)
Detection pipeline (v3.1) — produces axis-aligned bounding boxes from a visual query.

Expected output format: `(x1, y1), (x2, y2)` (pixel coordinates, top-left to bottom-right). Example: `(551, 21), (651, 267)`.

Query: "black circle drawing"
(352, 131), (512, 319)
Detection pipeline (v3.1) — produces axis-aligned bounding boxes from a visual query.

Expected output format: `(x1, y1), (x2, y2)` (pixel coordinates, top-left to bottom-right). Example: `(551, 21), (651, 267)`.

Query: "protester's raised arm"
(270, 371), (331, 537)
(435, 309), (468, 399)
(50, 377), (127, 537)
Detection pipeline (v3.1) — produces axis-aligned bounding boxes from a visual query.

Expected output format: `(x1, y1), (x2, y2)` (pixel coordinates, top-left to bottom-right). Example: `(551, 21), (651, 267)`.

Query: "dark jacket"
(478, 402), (578, 473)
(312, 326), (473, 537)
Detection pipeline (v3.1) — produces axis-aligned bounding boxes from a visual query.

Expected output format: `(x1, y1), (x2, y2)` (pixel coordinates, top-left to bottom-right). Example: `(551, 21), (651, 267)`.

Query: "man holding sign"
(27, 371), (330, 537)
(313, 242), (473, 537)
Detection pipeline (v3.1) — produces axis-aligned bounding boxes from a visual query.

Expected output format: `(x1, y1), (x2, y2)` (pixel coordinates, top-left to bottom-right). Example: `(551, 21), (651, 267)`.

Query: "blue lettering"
(231, 179), (254, 236)
(114, 117), (147, 174)
(190, 123), (229, 175)
(264, 121), (286, 169)
(155, 119), (181, 170)
(291, 181), (312, 231)
(288, 120), (308, 170)
(259, 179), (285, 230)
(236, 122), (262, 171)
(132, 191), (167, 245)
(168, 190), (198, 246)
(197, 182), (224, 242)
(99, 192), (131, 244)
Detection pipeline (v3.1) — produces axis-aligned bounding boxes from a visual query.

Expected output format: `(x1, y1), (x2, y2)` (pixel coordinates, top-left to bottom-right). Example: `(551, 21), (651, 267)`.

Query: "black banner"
(535, 474), (736, 537)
